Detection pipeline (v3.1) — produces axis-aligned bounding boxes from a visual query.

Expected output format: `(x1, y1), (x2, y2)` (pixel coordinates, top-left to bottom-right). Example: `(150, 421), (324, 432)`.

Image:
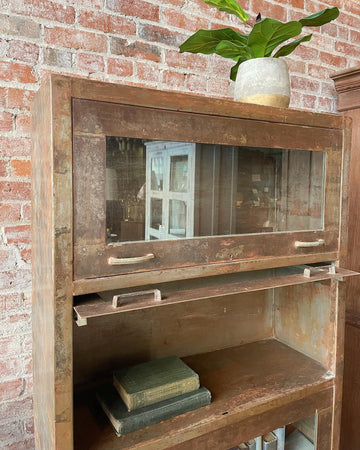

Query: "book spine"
(273, 427), (285, 450)
(120, 387), (210, 435)
(127, 376), (200, 411)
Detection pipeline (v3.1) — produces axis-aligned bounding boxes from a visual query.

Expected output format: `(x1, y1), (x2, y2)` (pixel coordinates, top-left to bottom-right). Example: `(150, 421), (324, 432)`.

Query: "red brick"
(308, 63), (326, 79)
(0, 137), (31, 157)
(22, 203), (31, 221)
(10, 159), (31, 178)
(0, 87), (6, 107)
(318, 97), (332, 112)
(0, 61), (36, 83)
(321, 22), (337, 38)
(136, 62), (160, 83)
(139, 23), (186, 47)
(0, 357), (22, 379)
(294, 45), (319, 61)
(276, 0), (303, 8)
(0, 181), (31, 201)
(21, 334), (32, 354)
(20, 248), (31, 264)
(24, 417), (34, 436)
(5, 224), (31, 244)
(286, 58), (306, 75)
(79, 10), (136, 35)
(106, 0), (159, 22)
(339, 11), (359, 29)
(321, 80), (336, 98)
(163, 8), (208, 32)
(335, 41), (360, 59)
(0, 396), (33, 421)
(208, 78), (230, 98)
(252, 0), (286, 21)
(75, 0), (103, 7)
(0, 378), (23, 402)
(0, 334), (21, 355)
(6, 438), (35, 450)
(0, 159), (7, 176)
(303, 94), (317, 110)
(107, 58), (133, 77)
(23, 355), (32, 375)
(162, 70), (186, 88)
(162, 0), (185, 5)
(110, 37), (161, 62)
(7, 88), (35, 111)
(186, 73), (207, 92)
(15, 113), (31, 135)
(319, 51), (346, 68)
(0, 13), (40, 39)
(0, 112), (13, 132)
(8, 40), (39, 64)
(0, 420), (26, 446)
(0, 203), (21, 223)
(77, 53), (105, 74)
(165, 49), (208, 71)
(0, 248), (17, 271)
(45, 26), (107, 52)
(9, 0), (75, 24)
(291, 75), (320, 93)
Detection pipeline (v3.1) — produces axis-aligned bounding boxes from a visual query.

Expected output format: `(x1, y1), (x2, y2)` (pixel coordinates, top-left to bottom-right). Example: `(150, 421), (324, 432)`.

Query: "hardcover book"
(113, 355), (200, 411)
(262, 432), (277, 450)
(96, 384), (211, 436)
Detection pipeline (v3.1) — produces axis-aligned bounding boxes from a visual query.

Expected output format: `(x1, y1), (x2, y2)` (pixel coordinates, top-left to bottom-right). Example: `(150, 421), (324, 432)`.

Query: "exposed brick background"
(0, 0), (359, 448)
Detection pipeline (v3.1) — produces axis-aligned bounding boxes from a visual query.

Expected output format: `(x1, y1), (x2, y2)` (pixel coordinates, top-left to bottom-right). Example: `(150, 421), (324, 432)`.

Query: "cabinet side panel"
(274, 282), (335, 368)
(73, 291), (273, 386)
(31, 79), (55, 449)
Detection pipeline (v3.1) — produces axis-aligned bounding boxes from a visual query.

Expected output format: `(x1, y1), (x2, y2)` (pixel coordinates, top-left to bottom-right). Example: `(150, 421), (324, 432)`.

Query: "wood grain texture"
(73, 340), (333, 450)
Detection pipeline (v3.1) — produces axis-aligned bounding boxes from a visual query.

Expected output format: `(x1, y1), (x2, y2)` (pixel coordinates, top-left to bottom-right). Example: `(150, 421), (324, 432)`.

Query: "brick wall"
(0, 0), (359, 448)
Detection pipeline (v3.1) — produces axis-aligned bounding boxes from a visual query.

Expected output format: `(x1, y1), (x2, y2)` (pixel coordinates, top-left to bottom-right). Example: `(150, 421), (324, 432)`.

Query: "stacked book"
(96, 355), (211, 437)
(230, 427), (285, 450)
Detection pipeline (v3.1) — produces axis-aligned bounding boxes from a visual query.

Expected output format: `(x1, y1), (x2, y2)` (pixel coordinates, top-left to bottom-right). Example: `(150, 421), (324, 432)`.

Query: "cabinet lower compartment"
(73, 339), (333, 449)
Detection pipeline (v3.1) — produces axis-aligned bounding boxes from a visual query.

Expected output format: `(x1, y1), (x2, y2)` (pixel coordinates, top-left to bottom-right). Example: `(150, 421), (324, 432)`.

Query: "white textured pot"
(234, 57), (290, 108)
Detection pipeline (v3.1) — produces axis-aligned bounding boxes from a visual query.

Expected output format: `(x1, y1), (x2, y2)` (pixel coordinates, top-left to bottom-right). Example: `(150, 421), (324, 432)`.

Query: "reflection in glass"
(106, 137), (325, 243)
(170, 155), (188, 192)
(169, 200), (187, 237)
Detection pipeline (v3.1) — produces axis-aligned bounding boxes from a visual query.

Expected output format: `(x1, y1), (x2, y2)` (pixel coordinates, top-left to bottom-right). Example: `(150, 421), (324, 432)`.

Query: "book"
(262, 432), (277, 450)
(273, 426), (285, 450)
(113, 355), (200, 411)
(246, 438), (256, 450)
(255, 436), (262, 450)
(96, 384), (211, 436)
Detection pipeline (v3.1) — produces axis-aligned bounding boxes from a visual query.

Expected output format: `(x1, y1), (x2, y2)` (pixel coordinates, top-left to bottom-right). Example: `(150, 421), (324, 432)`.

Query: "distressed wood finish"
(31, 74), (350, 449)
(73, 340), (333, 450)
(32, 77), (74, 448)
(332, 66), (360, 450)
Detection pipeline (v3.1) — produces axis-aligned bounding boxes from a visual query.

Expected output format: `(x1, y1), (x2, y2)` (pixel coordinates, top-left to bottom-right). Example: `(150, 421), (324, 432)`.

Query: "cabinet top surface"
(39, 74), (346, 130)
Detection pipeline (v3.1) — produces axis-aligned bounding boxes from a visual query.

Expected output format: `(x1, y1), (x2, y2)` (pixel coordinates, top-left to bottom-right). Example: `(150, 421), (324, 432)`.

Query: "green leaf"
(215, 40), (252, 60)
(230, 57), (249, 81)
(179, 28), (248, 55)
(273, 34), (312, 58)
(299, 7), (339, 27)
(202, 0), (249, 22)
(247, 18), (302, 57)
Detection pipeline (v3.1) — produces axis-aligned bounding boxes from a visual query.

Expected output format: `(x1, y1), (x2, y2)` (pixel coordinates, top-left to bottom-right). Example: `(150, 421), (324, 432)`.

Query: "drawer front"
(73, 99), (343, 281)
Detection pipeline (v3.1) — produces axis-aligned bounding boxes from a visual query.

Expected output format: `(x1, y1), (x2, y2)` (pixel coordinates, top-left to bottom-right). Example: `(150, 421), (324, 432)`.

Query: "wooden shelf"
(74, 339), (333, 449)
(73, 266), (357, 324)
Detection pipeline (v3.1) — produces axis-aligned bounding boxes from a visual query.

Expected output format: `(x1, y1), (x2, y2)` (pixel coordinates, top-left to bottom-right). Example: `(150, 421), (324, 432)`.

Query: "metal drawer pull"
(294, 239), (325, 248)
(112, 289), (162, 308)
(108, 253), (155, 265)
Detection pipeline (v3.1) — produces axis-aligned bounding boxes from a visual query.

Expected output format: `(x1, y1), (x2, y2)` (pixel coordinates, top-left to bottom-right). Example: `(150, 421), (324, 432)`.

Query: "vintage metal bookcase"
(31, 75), (354, 449)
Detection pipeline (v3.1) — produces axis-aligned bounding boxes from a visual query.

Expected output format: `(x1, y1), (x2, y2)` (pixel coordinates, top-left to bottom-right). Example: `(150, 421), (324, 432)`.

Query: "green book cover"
(113, 356), (200, 411)
(96, 384), (211, 436)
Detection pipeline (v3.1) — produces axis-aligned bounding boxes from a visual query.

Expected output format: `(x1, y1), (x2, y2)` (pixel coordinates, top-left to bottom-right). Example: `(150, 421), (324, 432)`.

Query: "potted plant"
(179, 0), (339, 107)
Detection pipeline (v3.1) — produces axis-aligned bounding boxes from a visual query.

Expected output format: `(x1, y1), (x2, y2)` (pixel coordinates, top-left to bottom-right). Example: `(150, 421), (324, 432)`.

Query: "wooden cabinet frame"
(32, 75), (353, 449)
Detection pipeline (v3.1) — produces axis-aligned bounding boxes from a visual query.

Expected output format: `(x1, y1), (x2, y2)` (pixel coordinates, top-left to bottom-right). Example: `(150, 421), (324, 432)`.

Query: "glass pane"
(151, 157), (163, 191)
(169, 200), (187, 237)
(170, 155), (188, 192)
(151, 198), (162, 230)
(106, 137), (325, 243)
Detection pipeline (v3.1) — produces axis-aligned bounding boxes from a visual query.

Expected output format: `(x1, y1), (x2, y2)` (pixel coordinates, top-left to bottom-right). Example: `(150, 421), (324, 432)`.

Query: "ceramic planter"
(234, 57), (290, 108)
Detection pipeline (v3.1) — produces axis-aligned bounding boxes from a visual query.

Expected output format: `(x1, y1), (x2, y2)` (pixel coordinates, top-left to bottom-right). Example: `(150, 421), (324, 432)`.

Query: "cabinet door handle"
(108, 253), (155, 265)
(294, 239), (325, 248)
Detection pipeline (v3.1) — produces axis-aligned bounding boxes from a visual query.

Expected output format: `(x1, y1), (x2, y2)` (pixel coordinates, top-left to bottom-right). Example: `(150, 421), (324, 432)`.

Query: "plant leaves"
(247, 18), (302, 57)
(273, 34), (312, 58)
(215, 40), (252, 60)
(299, 7), (339, 27)
(202, 0), (249, 22)
(179, 28), (248, 55)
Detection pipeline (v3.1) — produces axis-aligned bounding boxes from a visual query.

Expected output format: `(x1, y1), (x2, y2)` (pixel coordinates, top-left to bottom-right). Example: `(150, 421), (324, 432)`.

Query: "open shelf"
(73, 265), (357, 325)
(74, 339), (333, 449)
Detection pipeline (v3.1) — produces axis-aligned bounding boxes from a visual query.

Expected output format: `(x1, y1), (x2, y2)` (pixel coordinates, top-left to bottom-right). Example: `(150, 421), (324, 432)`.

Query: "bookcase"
(31, 75), (356, 449)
